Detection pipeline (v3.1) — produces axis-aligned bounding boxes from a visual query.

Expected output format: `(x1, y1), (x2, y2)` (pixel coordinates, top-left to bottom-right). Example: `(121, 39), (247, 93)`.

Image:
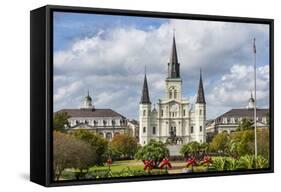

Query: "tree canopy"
(109, 134), (138, 159)
(237, 118), (254, 131)
(135, 140), (169, 166)
(53, 131), (96, 180)
(209, 132), (229, 154)
(73, 130), (108, 165)
(180, 141), (209, 159)
(53, 112), (69, 132)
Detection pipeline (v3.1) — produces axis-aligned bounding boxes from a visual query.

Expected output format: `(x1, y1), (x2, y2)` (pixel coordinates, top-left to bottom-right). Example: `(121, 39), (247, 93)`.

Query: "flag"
(253, 38), (256, 54)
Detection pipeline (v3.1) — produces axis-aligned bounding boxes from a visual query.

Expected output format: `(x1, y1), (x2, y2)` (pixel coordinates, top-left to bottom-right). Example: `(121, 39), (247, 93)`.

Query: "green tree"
(53, 112), (69, 132)
(53, 131), (96, 180)
(229, 130), (254, 156)
(73, 130), (108, 165)
(135, 140), (169, 167)
(180, 141), (208, 159)
(237, 118), (253, 131)
(199, 142), (209, 154)
(210, 132), (229, 154)
(110, 134), (138, 159)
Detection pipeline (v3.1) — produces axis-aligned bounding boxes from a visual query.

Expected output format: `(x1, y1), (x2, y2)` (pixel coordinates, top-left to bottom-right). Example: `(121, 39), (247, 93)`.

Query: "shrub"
(239, 155), (255, 169)
(135, 140), (169, 167)
(212, 157), (229, 171)
(255, 155), (269, 169)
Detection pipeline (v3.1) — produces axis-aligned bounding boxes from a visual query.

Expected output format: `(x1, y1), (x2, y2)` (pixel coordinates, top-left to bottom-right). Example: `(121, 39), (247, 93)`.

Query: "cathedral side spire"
(168, 32), (180, 78)
(140, 72), (151, 104)
(196, 69), (206, 104)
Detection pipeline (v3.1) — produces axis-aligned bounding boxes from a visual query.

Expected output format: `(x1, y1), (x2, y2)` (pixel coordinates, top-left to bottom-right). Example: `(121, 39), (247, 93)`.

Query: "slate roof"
(140, 74), (151, 104)
(196, 70), (206, 104)
(168, 35), (180, 78)
(216, 108), (269, 120)
(55, 108), (126, 118)
(129, 119), (139, 125)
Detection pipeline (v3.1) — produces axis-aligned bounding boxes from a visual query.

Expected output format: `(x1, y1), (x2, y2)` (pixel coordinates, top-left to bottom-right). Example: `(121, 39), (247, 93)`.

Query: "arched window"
(161, 109), (164, 117)
(143, 127), (146, 133)
(199, 109), (202, 115)
(152, 127), (156, 134)
(183, 109), (186, 116)
(200, 126), (202, 132)
(191, 126), (194, 133)
(169, 91), (173, 99)
(174, 91), (177, 99)
(143, 110), (146, 116)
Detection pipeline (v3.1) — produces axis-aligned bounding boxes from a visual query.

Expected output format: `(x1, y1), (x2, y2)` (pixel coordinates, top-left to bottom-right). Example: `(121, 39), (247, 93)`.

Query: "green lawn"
(61, 159), (213, 180)
(90, 160), (143, 172)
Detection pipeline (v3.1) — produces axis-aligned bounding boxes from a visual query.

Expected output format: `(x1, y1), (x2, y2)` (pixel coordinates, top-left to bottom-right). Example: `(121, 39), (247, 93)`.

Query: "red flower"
(143, 160), (154, 171)
(107, 158), (112, 165)
(186, 156), (197, 168)
(202, 155), (212, 165)
(159, 158), (172, 169)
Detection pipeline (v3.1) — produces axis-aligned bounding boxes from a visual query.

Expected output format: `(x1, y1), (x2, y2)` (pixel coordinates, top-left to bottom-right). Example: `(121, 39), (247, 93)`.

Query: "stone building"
(139, 34), (207, 146)
(206, 93), (269, 138)
(55, 92), (132, 140)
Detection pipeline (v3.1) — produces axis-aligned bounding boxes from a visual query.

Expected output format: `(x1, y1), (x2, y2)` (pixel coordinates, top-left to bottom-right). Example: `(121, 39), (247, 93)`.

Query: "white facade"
(57, 93), (131, 141)
(139, 36), (206, 145)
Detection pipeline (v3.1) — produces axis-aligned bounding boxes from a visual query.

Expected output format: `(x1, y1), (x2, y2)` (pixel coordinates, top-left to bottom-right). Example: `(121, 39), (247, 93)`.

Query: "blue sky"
(54, 12), (167, 51)
(53, 11), (270, 120)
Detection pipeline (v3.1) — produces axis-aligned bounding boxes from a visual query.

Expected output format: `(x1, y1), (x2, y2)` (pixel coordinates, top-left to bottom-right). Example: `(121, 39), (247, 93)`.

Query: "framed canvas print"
(30, 5), (274, 187)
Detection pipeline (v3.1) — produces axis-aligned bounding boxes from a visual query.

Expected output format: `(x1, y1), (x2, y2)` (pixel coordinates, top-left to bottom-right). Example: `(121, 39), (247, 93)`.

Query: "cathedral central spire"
(168, 32), (180, 78)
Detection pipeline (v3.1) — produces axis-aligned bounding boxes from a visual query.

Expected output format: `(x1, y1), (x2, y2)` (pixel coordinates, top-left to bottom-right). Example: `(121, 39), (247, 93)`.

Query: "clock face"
(171, 103), (178, 112)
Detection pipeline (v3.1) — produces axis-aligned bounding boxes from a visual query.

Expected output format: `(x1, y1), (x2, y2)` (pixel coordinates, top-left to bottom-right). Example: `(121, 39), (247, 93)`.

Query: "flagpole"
(253, 38), (257, 159)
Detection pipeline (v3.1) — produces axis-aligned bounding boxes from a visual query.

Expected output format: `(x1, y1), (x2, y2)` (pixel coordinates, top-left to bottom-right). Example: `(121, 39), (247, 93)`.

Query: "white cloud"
(206, 64), (269, 118)
(53, 18), (270, 120)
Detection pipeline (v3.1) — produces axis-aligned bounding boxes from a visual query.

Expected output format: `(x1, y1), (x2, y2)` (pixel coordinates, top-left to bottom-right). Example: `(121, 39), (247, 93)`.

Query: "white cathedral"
(139, 35), (207, 146)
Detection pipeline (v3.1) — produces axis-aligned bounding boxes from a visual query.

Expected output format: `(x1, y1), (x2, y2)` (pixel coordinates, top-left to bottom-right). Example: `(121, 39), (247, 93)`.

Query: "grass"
(60, 159), (220, 180)
(90, 163), (143, 172)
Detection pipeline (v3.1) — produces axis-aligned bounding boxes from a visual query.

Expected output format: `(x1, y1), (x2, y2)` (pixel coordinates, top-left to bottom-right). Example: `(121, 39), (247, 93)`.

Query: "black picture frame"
(30, 5), (274, 187)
